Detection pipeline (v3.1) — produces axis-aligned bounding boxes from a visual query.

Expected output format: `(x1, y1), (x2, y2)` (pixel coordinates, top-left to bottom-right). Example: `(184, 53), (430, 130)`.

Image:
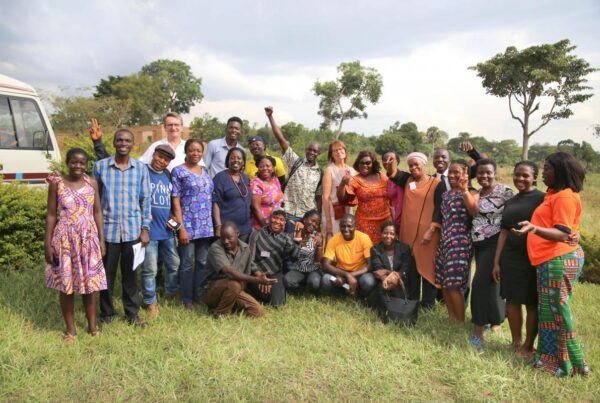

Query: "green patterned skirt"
(535, 247), (589, 377)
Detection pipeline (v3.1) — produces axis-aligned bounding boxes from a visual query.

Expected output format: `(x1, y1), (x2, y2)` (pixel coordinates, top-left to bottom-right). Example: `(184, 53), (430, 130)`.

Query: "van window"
(0, 96), (53, 150)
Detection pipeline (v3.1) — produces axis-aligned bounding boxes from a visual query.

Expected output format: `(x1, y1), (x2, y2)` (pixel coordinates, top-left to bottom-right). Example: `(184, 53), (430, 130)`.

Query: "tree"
(313, 60), (383, 138)
(425, 126), (449, 157)
(470, 39), (596, 159)
(51, 95), (132, 134)
(189, 113), (226, 142)
(140, 59), (203, 114)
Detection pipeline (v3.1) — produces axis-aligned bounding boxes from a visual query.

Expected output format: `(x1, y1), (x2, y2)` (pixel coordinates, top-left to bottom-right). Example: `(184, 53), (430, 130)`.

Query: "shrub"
(0, 181), (48, 271)
(581, 231), (600, 284)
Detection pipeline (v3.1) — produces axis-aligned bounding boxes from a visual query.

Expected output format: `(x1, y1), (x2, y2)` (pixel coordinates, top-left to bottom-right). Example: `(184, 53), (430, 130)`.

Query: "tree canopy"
(313, 60), (383, 138)
(470, 39), (596, 159)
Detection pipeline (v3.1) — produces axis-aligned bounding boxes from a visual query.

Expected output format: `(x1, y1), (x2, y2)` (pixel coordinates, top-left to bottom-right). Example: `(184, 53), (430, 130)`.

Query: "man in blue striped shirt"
(93, 128), (151, 328)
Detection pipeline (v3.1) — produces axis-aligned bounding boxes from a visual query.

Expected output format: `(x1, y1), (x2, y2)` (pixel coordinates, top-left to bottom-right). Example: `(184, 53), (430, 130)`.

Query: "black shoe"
(98, 315), (116, 324)
(127, 316), (148, 329)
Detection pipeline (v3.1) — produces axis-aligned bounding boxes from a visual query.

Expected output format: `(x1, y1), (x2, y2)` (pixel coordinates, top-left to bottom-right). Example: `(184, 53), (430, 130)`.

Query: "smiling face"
(113, 131), (134, 157)
(302, 213), (321, 234)
(227, 149), (245, 173)
(164, 115), (183, 140)
(249, 140), (265, 158)
(381, 224), (396, 247)
(357, 156), (373, 176)
(408, 158), (426, 180)
(305, 142), (321, 164)
(331, 144), (346, 164)
(447, 162), (464, 189)
(476, 163), (496, 189)
(268, 214), (286, 234)
(339, 217), (356, 241)
(67, 153), (88, 178)
(433, 149), (450, 174)
(226, 121), (242, 144)
(185, 141), (204, 165)
(513, 164), (536, 193)
(542, 161), (556, 188)
(151, 151), (172, 172)
(257, 158), (274, 180)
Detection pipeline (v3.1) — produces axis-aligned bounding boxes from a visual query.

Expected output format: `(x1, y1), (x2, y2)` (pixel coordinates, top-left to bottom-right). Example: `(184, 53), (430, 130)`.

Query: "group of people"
(43, 107), (589, 378)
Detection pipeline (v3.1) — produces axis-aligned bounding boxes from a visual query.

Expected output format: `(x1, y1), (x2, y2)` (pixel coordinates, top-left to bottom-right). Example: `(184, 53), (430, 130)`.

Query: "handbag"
(378, 282), (419, 326)
(332, 202), (346, 220)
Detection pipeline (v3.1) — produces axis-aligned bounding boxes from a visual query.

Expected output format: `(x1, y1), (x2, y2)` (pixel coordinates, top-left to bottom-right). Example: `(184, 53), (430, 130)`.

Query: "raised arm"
(264, 106), (288, 153)
(89, 118), (110, 160)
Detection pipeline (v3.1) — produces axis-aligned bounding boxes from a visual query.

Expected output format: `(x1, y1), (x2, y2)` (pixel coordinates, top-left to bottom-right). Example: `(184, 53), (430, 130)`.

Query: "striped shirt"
(93, 156), (151, 243)
(248, 228), (299, 274)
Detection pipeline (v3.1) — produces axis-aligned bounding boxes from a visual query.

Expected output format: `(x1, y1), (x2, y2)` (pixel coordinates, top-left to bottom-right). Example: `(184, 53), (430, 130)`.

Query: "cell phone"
(166, 219), (181, 231)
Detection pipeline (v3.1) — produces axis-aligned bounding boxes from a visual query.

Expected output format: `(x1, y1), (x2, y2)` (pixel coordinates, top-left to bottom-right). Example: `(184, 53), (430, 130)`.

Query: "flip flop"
(62, 333), (77, 343)
(88, 330), (101, 337)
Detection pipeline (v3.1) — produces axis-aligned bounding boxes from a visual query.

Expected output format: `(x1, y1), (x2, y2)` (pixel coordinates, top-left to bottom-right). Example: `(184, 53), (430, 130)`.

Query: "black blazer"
(370, 241), (411, 277)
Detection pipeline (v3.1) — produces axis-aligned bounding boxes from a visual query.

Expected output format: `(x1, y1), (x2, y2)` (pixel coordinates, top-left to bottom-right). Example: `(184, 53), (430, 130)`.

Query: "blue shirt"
(203, 137), (244, 177)
(148, 169), (173, 241)
(212, 170), (252, 236)
(93, 156), (151, 243)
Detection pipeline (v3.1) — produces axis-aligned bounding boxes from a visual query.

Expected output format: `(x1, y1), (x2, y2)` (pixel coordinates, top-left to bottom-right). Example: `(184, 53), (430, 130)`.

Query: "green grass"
(1, 170), (599, 401)
(1, 269), (599, 401)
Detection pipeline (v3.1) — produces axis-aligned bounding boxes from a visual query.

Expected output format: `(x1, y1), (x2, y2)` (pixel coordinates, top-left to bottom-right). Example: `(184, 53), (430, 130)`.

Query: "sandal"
(62, 333), (77, 343)
(88, 330), (101, 337)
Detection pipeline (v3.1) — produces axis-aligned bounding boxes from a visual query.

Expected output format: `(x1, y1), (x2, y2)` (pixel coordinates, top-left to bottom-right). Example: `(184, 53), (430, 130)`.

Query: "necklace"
(229, 171), (249, 197)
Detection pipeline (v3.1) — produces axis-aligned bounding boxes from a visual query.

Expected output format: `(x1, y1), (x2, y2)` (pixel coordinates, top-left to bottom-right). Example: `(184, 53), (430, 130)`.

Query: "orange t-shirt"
(527, 188), (581, 266)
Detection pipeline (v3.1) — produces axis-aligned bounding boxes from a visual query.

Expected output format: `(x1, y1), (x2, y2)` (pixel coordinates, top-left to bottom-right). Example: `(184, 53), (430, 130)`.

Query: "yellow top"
(244, 153), (287, 180)
(324, 231), (373, 272)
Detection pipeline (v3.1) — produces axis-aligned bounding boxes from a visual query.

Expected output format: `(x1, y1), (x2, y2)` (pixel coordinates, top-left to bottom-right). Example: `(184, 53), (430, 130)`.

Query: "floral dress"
(250, 177), (284, 228)
(45, 173), (107, 294)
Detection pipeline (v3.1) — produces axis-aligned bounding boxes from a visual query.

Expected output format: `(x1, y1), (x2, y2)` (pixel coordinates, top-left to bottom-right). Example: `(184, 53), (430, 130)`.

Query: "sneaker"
(470, 335), (484, 352)
(127, 316), (148, 329)
(147, 303), (159, 317)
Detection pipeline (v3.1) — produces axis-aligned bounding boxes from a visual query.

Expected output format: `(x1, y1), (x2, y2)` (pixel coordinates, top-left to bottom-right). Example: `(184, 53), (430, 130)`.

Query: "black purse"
(378, 283), (419, 326)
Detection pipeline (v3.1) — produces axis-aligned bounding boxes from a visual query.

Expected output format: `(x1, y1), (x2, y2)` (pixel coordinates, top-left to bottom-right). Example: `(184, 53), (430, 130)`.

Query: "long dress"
(346, 172), (391, 244)
(45, 173), (107, 295)
(399, 176), (441, 287)
(323, 163), (357, 235)
(435, 190), (472, 291)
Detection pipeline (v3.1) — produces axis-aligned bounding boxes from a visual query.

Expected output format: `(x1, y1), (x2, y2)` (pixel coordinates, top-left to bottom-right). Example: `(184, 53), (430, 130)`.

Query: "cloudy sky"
(2, 0), (599, 149)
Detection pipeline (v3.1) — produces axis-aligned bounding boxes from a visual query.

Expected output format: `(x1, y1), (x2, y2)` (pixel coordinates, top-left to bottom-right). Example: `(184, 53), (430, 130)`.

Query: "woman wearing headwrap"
(386, 152), (443, 309)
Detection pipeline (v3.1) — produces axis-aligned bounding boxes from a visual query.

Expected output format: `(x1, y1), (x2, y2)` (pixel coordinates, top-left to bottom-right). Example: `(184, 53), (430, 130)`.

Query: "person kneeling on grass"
(198, 222), (277, 318)
(247, 209), (300, 307)
(320, 214), (375, 296)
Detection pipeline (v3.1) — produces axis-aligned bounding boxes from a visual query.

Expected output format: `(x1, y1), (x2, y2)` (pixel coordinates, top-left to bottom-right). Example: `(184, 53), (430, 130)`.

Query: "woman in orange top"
(513, 152), (588, 377)
(338, 150), (391, 244)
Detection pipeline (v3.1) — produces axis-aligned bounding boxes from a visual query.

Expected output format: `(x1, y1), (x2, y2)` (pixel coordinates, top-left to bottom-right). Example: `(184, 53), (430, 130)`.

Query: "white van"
(0, 74), (60, 184)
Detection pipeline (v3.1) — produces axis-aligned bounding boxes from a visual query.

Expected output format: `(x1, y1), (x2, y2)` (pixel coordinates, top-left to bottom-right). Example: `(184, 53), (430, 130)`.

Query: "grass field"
(1, 169), (599, 401)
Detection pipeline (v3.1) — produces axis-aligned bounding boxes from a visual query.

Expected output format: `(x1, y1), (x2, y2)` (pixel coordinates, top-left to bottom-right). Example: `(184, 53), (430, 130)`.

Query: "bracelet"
(462, 189), (470, 195)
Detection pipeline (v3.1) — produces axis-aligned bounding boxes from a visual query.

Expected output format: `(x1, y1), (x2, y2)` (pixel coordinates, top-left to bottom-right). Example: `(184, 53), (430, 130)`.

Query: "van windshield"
(0, 96), (52, 150)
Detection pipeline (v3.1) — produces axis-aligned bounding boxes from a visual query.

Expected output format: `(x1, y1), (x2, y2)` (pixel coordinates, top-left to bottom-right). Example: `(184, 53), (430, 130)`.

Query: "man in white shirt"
(203, 116), (245, 177)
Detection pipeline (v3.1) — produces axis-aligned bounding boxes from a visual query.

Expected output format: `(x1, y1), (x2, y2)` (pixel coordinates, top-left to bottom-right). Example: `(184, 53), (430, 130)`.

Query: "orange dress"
(346, 173), (391, 244)
(399, 176), (441, 287)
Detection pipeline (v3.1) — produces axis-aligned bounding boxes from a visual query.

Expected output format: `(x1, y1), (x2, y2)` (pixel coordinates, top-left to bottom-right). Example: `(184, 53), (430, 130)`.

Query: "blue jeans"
(141, 238), (180, 305)
(178, 238), (211, 304)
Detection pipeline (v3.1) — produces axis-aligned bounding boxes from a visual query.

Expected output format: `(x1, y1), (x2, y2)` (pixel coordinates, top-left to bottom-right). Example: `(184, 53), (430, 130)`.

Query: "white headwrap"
(406, 152), (428, 166)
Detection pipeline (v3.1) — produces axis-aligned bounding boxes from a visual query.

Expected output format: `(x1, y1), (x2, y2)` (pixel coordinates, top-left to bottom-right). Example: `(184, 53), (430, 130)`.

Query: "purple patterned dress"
(435, 190), (472, 291)
(45, 173), (107, 294)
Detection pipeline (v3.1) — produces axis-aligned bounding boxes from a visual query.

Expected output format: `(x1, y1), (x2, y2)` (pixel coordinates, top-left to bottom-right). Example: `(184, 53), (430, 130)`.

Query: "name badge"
(409, 182), (417, 191)
(260, 251), (271, 258)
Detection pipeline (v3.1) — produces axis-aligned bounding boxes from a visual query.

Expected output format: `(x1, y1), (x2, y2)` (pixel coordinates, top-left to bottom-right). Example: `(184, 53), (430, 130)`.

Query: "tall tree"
(313, 60), (383, 139)
(470, 39), (596, 159)
(425, 126), (449, 157)
(140, 59), (203, 114)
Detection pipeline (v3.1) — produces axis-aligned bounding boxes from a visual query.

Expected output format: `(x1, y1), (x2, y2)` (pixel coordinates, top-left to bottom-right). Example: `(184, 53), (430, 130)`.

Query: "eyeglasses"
(165, 123), (181, 128)
(359, 160), (372, 165)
